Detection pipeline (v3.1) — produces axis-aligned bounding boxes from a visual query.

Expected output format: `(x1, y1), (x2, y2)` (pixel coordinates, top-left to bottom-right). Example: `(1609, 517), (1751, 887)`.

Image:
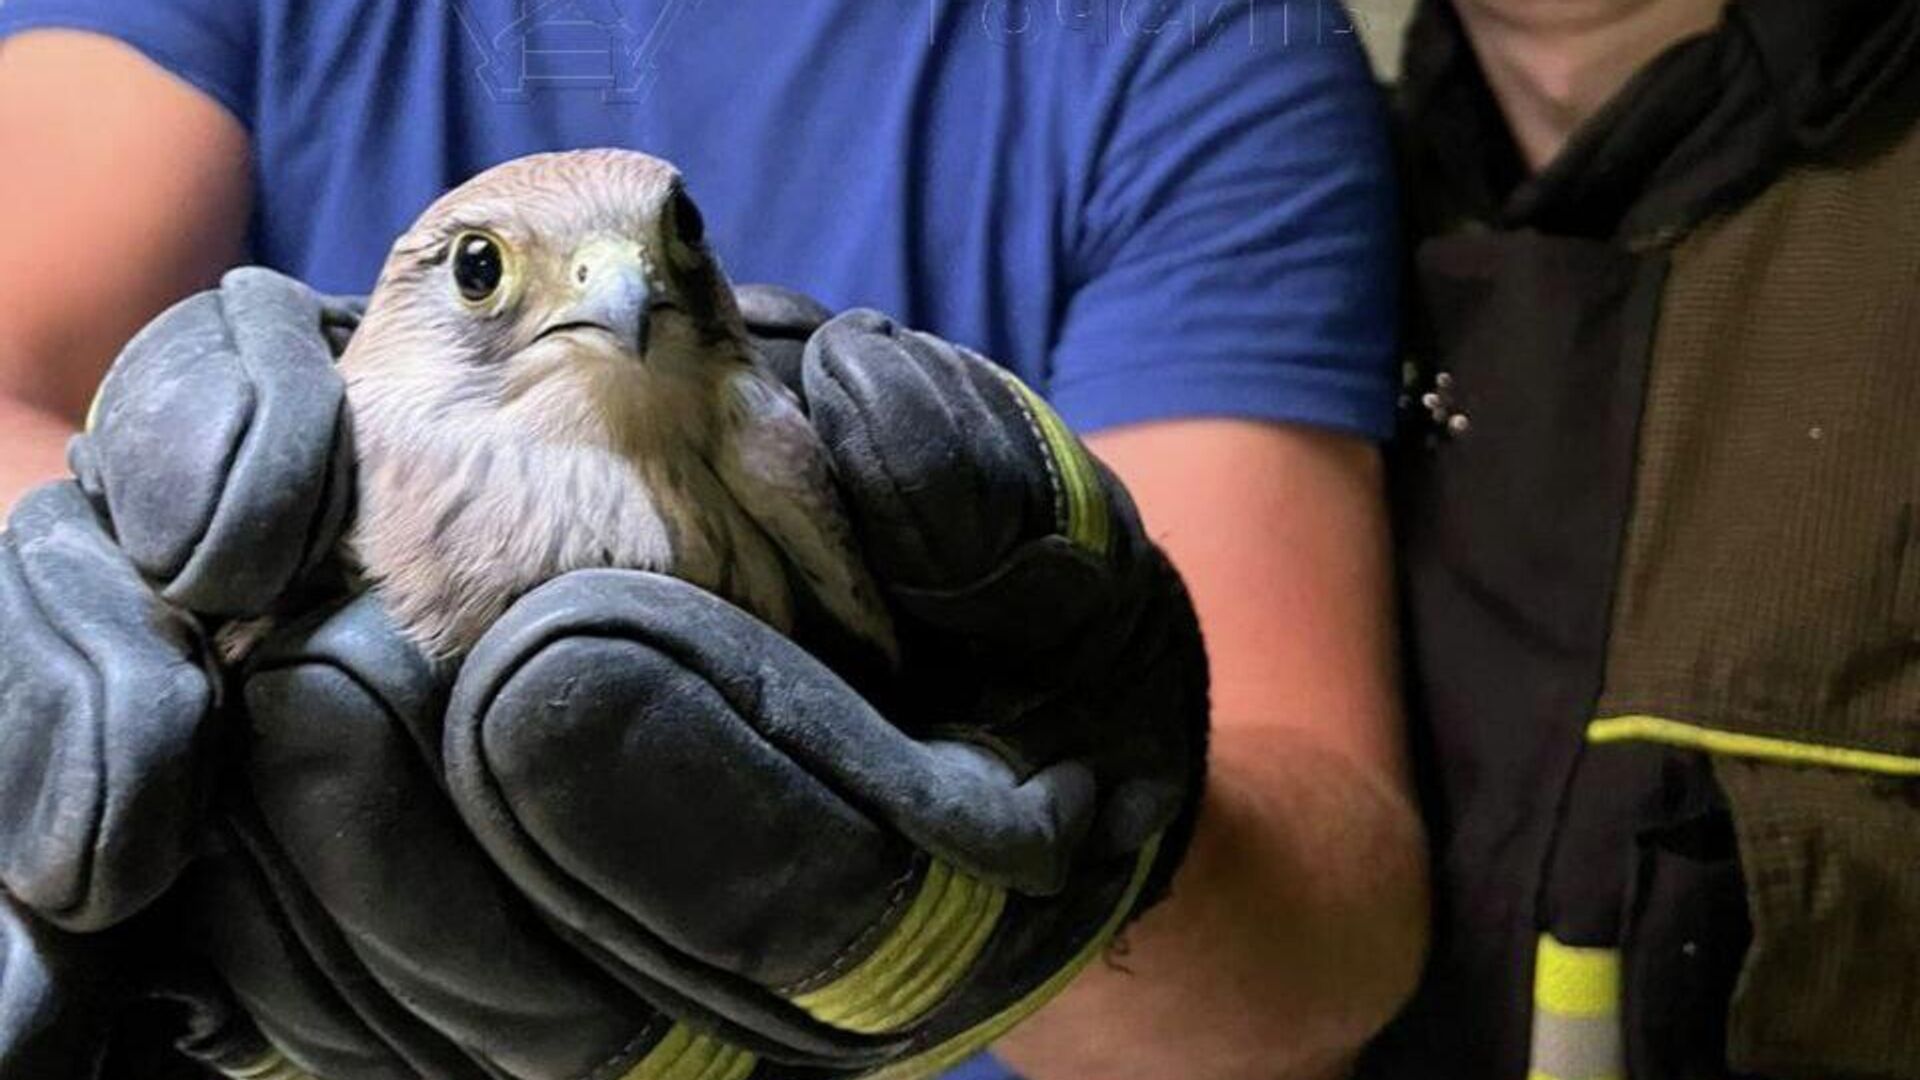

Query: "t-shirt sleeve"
(0, 0), (256, 127)
(1050, 6), (1400, 439)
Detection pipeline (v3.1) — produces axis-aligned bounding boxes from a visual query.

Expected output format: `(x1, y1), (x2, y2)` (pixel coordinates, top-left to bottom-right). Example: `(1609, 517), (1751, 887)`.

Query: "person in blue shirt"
(0, 3), (1427, 1077)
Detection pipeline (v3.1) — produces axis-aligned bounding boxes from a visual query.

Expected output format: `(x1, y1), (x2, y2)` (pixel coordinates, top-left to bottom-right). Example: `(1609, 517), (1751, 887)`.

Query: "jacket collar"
(1400, 0), (1920, 241)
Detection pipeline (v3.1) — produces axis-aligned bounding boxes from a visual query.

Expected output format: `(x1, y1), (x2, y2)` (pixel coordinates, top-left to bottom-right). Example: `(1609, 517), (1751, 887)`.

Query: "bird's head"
(342, 149), (750, 445)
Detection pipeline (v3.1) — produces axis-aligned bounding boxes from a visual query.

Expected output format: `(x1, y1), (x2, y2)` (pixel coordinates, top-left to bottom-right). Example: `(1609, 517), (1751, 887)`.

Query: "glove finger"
(800, 311), (1136, 656)
(234, 594), (669, 1080)
(0, 483), (214, 931)
(798, 311), (1203, 847)
(444, 572), (1097, 1053)
(317, 291), (368, 356)
(82, 266), (353, 617)
(801, 310), (1057, 589)
(447, 573), (1183, 1071)
(184, 819), (488, 1080)
(752, 337), (808, 402)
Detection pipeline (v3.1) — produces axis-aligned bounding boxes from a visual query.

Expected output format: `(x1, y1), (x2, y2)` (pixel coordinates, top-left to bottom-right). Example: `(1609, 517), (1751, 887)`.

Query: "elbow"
(1332, 780), (1431, 1055)
(987, 736), (1433, 1080)
(1210, 734), (1433, 1071)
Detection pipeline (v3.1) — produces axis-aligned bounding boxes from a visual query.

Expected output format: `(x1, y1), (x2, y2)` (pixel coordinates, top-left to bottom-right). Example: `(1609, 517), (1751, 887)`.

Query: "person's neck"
(1453, 0), (1732, 172)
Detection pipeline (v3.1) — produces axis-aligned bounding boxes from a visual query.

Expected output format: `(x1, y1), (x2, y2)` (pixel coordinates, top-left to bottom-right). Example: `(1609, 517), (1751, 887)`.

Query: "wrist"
(994, 726), (1427, 1080)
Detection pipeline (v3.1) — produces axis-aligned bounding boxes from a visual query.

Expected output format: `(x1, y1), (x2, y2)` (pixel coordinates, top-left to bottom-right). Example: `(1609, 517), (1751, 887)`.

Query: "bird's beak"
(544, 237), (659, 356)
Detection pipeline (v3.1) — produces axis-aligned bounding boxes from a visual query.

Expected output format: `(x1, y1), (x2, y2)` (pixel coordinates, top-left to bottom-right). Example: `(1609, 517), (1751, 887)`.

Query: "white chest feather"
(348, 411), (789, 660)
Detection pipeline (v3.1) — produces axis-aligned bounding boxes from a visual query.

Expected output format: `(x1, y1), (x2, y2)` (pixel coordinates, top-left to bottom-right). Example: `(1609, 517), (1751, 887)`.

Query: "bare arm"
(997, 420), (1429, 1080)
(0, 30), (251, 511)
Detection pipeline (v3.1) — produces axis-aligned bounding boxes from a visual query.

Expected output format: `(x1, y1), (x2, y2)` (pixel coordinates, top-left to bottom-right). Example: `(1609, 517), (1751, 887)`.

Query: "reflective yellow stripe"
(221, 1049), (323, 1080)
(1588, 715), (1920, 777)
(996, 373), (1112, 558)
(619, 1023), (756, 1080)
(859, 834), (1162, 1080)
(1529, 937), (1623, 1080)
(1533, 935), (1620, 1019)
(791, 860), (1006, 1034)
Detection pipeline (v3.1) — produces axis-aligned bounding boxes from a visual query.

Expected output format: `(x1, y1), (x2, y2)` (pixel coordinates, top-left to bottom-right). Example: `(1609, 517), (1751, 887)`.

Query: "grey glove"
(0, 269), (362, 1077)
(0, 482), (213, 933)
(0, 268), (361, 937)
(72, 267), (359, 617)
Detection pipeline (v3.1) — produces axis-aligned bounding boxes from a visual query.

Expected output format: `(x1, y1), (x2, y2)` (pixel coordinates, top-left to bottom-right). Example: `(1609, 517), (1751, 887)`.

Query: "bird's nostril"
(575, 264), (590, 285)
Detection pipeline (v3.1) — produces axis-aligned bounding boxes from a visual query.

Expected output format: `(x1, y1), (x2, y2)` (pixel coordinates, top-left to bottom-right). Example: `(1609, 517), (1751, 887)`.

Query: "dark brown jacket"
(1365, 3), (1920, 1078)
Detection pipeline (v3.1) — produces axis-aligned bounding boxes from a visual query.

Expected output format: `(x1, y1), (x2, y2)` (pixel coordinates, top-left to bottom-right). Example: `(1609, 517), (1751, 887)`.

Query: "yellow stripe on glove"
(861, 834), (1163, 1080)
(996, 372), (1112, 558)
(792, 860), (1007, 1035)
(620, 1023), (757, 1080)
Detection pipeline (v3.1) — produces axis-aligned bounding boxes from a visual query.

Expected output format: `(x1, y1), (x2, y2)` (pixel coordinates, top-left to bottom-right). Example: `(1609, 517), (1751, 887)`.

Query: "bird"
(327, 148), (895, 664)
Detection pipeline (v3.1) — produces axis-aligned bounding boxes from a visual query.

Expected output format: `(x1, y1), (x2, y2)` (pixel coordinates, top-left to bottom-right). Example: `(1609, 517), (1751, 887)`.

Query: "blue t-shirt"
(0, 0), (1397, 439)
(0, 2), (1397, 1076)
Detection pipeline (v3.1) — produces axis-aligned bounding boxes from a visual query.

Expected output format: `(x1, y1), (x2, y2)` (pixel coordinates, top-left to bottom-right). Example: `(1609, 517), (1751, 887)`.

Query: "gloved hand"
(0, 268), (361, 941)
(0, 268), (365, 1076)
(0, 482), (214, 935)
(183, 300), (1207, 1079)
(0, 273), (822, 945)
(0, 271), (1208, 1079)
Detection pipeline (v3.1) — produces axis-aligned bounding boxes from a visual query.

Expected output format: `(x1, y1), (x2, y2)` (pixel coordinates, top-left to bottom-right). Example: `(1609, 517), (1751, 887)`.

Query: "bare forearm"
(997, 723), (1429, 1080)
(0, 31), (254, 516)
(0, 395), (77, 514)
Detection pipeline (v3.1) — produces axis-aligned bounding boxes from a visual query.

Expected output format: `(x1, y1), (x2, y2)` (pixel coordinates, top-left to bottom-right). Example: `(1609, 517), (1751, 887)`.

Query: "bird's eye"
(669, 189), (706, 249)
(451, 232), (507, 304)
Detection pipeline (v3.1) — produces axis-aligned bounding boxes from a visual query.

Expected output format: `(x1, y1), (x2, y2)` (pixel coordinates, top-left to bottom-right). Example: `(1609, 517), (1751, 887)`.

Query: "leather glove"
(183, 298), (1206, 1079)
(0, 269), (1207, 1078)
(0, 273), (844, 943)
(71, 267), (359, 619)
(0, 268), (362, 1076)
(0, 482), (214, 934)
(177, 594), (679, 1080)
(0, 267), (362, 940)
(0, 271), (896, 1078)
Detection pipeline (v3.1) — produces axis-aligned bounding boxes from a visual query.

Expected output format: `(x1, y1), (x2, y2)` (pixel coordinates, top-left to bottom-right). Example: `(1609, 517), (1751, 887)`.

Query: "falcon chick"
(335, 149), (895, 663)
